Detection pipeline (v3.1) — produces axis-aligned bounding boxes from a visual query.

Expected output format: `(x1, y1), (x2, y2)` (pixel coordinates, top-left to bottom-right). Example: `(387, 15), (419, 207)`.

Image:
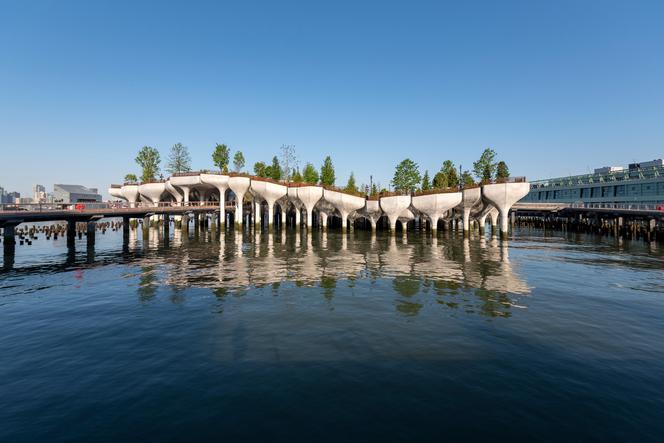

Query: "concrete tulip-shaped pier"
(481, 182), (531, 238)
(201, 173), (229, 227)
(250, 179), (287, 229)
(323, 189), (366, 230)
(138, 182), (167, 207)
(108, 186), (125, 201)
(120, 184), (140, 208)
(291, 185), (323, 230)
(110, 172), (530, 239)
(170, 175), (201, 204)
(228, 176), (251, 229)
(380, 195), (411, 232)
(164, 181), (183, 204)
(411, 191), (462, 233)
(460, 187), (482, 235)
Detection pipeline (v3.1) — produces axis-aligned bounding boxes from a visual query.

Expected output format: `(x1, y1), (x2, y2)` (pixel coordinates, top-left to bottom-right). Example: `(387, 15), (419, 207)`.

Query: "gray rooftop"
(54, 184), (99, 194)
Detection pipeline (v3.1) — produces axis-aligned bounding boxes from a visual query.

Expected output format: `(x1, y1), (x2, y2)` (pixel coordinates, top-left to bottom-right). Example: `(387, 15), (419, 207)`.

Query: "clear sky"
(1, 0), (663, 198)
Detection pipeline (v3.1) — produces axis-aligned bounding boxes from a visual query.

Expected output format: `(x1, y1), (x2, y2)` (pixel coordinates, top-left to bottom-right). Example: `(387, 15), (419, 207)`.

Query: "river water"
(1, 226), (663, 442)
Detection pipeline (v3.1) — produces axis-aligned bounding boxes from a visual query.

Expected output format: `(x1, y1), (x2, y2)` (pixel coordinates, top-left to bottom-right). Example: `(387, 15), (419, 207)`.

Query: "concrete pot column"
(324, 189), (366, 233)
(320, 212), (328, 230)
(120, 184), (140, 208)
(138, 182), (166, 207)
(292, 186), (323, 231)
(170, 175), (202, 206)
(460, 187), (481, 237)
(228, 176), (251, 230)
(481, 182), (530, 240)
(411, 192), (462, 235)
(250, 180), (287, 231)
(201, 174), (229, 230)
(379, 195), (411, 235)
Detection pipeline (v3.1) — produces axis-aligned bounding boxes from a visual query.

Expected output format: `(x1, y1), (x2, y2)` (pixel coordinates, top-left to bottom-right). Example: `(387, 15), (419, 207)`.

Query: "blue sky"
(1, 0), (663, 198)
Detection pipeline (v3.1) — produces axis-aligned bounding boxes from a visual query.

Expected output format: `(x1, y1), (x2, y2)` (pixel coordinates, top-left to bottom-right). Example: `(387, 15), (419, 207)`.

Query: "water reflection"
(117, 228), (532, 318)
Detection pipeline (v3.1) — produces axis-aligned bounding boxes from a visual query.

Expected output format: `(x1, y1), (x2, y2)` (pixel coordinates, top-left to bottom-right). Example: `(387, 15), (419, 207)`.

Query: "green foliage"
(135, 146), (161, 182)
(292, 168), (303, 183)
(302, 162), (319, 184)
(166, 143), (191, 174)
(442, 160), (458, 187)
(280, 144), (296, 182)
(266, 156), (282, 180)
(253, 161), (267, 177)
(320, 156), (335, 186)
(432, 171), (448, 189)
(496, 160), (509, 179)
(432, 160), (458, 189)
(370, 183), (379, 197)
(344, 172), (358, 193)
(124, 173), (138, 183)
(212, 143), (230, 173)
(391, 158), (421, 193)
(421, 170), (430, 191)
(473, 148), (497, 182)
(462, 170), (475, 187)
(233, 151), (245, 172)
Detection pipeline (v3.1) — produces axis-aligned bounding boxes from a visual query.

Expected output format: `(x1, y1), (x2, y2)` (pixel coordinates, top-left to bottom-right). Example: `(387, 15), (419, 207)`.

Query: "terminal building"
(53, 184), (102, 203)
(522, 159), (664, 205)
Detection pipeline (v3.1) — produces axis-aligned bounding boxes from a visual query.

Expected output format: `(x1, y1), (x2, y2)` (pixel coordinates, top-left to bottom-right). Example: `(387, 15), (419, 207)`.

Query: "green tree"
(253, 161), (267, 177)
(370, 183), (379, 197)
(462, 170), (475, 187)
(496, 160), (509, 180)
(280, 144), (296, 182)
(135, 146), (161, 182)
(302, 162), (319, 184)
(344, 172), (358, 193)
(441, 160), (458, 187)
(391, 158), (421, 193)
(421, 170), (431, 191)
(212, 143), (230, 173)
(124, 173), (138, 183)
(432, 171), (448, 189)
(166, 143), (191, 174)
(473, 148), (497, 182)
(233, 151), (245, 172)
(267, 156), (282, 180)
(292, 168), (303, 183)
(320, 156), (335, 186)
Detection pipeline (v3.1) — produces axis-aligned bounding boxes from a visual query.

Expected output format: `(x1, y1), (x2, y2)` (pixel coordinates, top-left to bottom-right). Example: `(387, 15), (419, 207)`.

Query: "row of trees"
(390, 148), (510, 193)
(125, 145), (510, 197)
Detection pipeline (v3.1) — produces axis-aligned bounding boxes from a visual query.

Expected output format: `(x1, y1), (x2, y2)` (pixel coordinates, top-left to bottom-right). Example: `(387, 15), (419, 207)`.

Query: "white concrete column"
(281, 210), (286, 228)
(490, 210), (499, 236)
(370, 219), (377, 231)
(218, 189), (226, 229)
(340, 211), (349, 231)
(321, 212), (328, 229)
(500, 209), (510, 239)
(255, 201), (261, 228)
(389, 217), (397, 233)
(306, 210), (313, 230)
(462, 208), (471, 235)
(478, 213), (488, 233)
(235, 192), (245, 229)
(295, 207), (301, 227)
(267, 202), (274, 228)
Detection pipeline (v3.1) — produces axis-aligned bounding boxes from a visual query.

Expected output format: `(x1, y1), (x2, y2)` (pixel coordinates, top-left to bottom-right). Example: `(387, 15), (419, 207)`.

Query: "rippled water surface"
(1, 226), (664, 442)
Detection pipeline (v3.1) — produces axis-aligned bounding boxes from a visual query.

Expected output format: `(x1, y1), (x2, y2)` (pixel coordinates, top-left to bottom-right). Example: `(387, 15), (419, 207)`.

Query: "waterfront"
(1, 227), (664, 442)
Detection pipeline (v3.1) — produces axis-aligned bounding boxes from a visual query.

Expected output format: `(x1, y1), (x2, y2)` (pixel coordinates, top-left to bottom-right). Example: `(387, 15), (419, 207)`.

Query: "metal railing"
(0, 201), (226, 213)
(570, 202), (664, 212)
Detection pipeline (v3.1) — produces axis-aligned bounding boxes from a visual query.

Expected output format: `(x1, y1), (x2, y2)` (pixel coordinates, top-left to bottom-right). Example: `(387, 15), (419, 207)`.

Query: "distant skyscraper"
(33, 184), (46, 203)
(0, 186), (5, 204)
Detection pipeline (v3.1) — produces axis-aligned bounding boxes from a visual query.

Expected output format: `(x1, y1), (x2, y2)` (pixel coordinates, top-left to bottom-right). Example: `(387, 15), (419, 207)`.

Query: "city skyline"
(2, 1), (663, 198)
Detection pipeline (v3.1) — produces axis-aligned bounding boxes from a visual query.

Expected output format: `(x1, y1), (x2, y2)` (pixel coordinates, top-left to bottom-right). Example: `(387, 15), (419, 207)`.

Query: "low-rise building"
(53, 184), (102, 203)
